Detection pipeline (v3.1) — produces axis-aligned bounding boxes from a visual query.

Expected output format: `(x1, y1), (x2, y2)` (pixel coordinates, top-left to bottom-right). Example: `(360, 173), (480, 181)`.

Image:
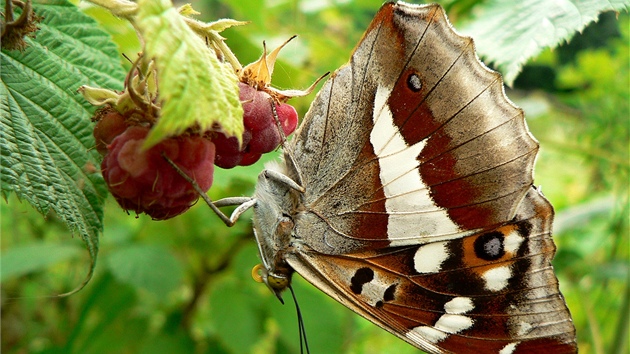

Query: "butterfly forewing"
(252, 2), (577, 353)
(290, 2), (538, 246)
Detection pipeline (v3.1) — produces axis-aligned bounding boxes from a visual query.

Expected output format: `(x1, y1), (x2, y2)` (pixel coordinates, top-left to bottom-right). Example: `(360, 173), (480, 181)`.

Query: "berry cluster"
(85, 35), (317, 220)
(94, 111), (217, 220)
(93, 83), (296, 220)
(213, 83), (298, 168)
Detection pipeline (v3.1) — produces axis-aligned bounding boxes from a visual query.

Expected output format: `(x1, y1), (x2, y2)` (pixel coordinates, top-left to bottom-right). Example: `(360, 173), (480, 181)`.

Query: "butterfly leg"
(262, 169), (305, 193)
(214, 197), (254, 207)
(162, 153), (256, 226)
(215, 197), (257, 225)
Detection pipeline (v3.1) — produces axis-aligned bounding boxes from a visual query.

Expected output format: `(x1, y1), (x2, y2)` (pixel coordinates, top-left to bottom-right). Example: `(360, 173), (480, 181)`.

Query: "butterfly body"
(247, 2), (577, 353)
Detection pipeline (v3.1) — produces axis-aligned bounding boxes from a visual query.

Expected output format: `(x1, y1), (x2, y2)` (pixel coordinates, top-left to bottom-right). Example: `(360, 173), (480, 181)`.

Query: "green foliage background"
(1, 0), (628, 353)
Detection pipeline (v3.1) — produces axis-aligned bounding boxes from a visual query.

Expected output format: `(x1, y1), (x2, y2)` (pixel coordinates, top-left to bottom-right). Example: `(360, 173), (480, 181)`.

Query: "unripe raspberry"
(93, 108), (128, 155)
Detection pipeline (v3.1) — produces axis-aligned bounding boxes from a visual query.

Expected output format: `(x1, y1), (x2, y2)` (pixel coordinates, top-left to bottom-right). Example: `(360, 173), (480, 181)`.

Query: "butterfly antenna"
(288, 285), (310, 354)
(268, 100), (305, 187)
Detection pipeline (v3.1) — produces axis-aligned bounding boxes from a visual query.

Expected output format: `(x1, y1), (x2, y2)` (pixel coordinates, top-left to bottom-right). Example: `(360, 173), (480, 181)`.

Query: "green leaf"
(207, 277), (264, 353)
(460, 0), (630, 85)
(0, 242), (82, 282)
(135, 0), (244, 149)
(106, 244), (185, 298)
(0, 0), (126, 292)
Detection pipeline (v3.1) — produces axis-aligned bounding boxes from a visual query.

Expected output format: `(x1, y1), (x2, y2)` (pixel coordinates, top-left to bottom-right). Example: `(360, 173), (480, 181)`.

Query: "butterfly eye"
(267, 273), (290, 290)
(474, 231), (506, 261)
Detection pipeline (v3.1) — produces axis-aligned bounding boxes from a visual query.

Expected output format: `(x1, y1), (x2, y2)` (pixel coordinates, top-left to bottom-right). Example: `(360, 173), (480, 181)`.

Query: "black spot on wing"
(350, 267), (374, 294)
(384, 283), (397, 301)
(474, 231), (505, 261)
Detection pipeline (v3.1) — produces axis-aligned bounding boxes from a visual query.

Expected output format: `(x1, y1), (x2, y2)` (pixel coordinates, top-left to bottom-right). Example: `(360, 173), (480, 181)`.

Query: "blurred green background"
(2, 1), (628, 353)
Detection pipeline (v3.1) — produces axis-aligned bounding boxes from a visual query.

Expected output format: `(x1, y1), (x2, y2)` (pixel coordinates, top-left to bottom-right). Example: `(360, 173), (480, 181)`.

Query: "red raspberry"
(241, 83), (274, 131)
(212, 83), (300, 169)
(213, 130), (253, 169)
(248, 123), (282, 154)
(239, 151), (262, 166)
(102, 126), (215, 220)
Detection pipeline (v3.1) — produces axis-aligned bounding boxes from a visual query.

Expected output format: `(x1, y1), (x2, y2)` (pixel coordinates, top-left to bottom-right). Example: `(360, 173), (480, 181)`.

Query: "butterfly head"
(251, 263), (291, 303)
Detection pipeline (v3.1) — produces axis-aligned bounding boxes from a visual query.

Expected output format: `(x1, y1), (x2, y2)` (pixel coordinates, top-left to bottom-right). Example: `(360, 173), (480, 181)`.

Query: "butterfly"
(211, 2), (577, 353)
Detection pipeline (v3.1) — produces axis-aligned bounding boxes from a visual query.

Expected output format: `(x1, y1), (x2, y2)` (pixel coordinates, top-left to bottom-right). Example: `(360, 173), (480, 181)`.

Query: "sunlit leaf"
(460, 0), (630, 84)
(135, 0), (243, 149)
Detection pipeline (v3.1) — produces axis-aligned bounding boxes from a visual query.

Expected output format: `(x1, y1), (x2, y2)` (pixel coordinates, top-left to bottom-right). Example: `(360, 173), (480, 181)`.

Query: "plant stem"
(611, 282), (629, 354)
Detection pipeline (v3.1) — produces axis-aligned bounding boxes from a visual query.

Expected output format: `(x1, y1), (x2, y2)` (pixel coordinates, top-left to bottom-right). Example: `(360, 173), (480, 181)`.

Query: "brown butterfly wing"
(283, 2), (577, 353)
(287, 189), (576, 353)
(289, 3), (536, 247)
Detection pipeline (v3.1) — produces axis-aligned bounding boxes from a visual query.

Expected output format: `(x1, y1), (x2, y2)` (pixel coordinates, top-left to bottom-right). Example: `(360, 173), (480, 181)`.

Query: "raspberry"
(212, 83), (300, 169)
(213, 129), (253, 169)
(248, 123), (281, 154)
(239, 151), (262, 166)
(102, 126), (215, 220)
(241, 84), (274, 131)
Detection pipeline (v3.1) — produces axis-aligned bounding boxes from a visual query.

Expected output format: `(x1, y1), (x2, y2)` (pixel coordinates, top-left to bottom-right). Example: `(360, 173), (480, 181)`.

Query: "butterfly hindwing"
(286, 189), (576, 353)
